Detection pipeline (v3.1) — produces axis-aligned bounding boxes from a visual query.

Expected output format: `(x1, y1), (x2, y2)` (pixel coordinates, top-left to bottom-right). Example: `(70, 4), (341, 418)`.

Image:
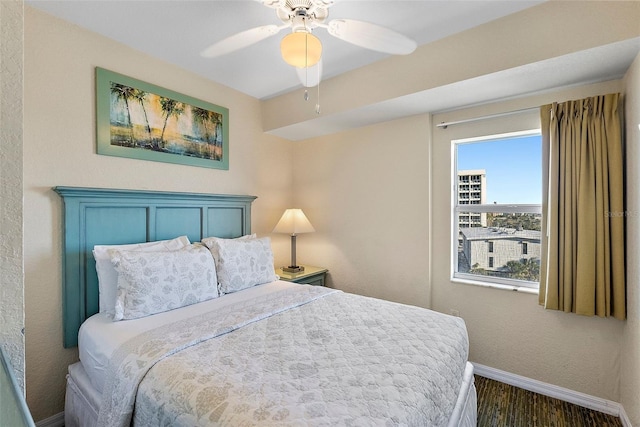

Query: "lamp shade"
(280, 32), (322, 68)
(273, 209), (315, 235)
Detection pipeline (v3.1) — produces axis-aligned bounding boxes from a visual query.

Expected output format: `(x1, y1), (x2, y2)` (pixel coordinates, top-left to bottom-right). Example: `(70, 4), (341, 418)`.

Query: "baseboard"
(35, 412), (64, 427)
(619, 407), (633, 427)
(473, 363), (631, 426)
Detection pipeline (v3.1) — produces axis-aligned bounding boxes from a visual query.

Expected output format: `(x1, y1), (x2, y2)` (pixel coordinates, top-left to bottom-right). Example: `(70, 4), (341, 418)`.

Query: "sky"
(457, 134), (542, 204)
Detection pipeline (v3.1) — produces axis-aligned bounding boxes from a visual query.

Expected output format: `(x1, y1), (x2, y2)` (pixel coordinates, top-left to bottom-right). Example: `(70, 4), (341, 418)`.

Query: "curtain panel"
(539, 93), (625, 320)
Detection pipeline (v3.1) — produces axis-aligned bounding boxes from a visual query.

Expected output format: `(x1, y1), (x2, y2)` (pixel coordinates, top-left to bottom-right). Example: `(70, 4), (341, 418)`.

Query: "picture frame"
(96, 67), (229, 170)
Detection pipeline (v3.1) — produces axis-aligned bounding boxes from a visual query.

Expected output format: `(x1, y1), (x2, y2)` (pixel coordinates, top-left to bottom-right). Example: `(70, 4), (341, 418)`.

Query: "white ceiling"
(28, 0), (546, 100)
(26, 1), (640, 140)
(272, 37), (640, 140)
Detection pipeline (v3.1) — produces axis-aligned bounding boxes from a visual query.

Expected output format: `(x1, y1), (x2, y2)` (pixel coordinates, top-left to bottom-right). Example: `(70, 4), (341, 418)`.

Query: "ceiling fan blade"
(326, 19), (417, 55)
(255, 0), (286, 8)
(201, 25), (282, 58)
(296, 59), (323, 88)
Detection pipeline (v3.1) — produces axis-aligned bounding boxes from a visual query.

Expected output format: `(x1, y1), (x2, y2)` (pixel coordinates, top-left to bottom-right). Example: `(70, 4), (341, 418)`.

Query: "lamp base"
(282, 265), (305, 273)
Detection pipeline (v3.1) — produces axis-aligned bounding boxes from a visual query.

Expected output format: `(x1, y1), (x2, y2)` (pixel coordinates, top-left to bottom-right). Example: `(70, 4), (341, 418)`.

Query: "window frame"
(452, 129), (542, 291)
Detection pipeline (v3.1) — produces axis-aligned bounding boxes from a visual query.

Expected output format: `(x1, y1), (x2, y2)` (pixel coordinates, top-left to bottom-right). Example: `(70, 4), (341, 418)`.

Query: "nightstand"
(276, 265), (328, 287)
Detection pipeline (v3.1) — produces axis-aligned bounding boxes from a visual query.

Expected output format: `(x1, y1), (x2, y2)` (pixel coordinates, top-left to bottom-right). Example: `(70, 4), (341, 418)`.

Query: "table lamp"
(273, 208), (315, 273)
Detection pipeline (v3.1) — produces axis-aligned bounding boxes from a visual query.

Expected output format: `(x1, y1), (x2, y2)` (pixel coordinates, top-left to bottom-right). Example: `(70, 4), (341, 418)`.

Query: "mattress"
(74, 283), (473, 426)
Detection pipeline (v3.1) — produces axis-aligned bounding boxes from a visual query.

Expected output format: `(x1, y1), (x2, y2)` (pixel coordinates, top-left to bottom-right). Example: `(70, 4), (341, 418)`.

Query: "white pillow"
(93, 236), (190, 317)
(109, 244), (218, 321)
(203, 237), (278, 294)
(200, 234), (256, 247)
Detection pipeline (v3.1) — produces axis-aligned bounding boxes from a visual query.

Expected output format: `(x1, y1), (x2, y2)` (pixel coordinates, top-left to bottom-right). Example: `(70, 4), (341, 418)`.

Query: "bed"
(55, 186), (477, 427)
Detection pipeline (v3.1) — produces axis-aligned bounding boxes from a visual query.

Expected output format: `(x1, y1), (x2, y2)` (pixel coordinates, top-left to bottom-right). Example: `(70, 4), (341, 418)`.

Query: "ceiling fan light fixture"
(280, 31), (322, 68)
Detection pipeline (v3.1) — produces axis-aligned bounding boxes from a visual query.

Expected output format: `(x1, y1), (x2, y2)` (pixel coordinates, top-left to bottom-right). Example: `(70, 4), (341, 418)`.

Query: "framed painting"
(96, 67), (229, 170)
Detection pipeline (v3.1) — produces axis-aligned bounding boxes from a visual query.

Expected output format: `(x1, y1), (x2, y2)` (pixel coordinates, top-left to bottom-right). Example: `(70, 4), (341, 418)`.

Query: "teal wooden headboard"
(54, 186), (257, 348)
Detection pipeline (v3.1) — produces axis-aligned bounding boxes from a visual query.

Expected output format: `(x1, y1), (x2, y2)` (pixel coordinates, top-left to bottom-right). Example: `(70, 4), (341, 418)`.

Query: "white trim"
(452, 129), (540, 143)
(619, 408), (633, 427)
(473, 363), (630, 425)
(452, 277), (538, 294)
(35, 412), (64, 427)
(451, 130), (543, 291)
(453, 272), (539, 290)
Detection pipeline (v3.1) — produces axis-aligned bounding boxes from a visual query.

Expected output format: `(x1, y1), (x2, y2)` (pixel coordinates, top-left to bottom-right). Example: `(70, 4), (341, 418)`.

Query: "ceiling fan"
(200, 0), (417, 87)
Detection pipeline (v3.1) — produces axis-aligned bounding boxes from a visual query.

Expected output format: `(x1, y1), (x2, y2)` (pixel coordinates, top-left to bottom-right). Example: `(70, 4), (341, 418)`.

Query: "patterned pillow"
(200, 234), (256, 247)
(109, 244), (218, 321)
(93, 236), (190, 318)
(204, 237), (278, 294)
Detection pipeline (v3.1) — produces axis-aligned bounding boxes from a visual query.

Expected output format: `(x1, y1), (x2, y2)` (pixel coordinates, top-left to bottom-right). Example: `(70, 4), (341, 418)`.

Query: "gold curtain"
(539, 93), (625, 320)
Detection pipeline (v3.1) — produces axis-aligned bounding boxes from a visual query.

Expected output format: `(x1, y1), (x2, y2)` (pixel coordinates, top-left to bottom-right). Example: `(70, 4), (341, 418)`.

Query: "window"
(453, 130), (542, 289)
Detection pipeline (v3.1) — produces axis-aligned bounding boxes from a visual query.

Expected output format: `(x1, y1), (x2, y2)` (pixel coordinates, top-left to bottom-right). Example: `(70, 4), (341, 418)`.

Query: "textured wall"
(620, 52), (640, 427)
(0, 0), (25, 392)
(23, 7), (292, 421)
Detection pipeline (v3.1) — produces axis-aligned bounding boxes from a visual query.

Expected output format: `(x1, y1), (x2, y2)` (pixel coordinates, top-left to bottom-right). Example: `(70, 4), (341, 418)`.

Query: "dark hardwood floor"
(475, 375), (623, 427)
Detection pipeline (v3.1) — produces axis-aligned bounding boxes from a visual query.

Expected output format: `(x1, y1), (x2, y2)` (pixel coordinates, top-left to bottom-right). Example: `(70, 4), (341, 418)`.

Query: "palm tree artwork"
(159, 98), (185, 149)
(192, 107), (223, 161)
(110, 83), (136, 146)
(108, 82), (224, 161)
(132, 89), (152, 143)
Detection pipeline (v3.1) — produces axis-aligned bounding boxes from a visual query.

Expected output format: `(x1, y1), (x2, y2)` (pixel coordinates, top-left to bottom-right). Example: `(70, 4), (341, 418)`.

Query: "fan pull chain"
(303, 66), (309, 101)
(316, 72), (320, 114)
(315, 68), (321, 114)
(304, 47), (309, 101)
(304, 24), (310, 102)
(298, 18), (319, 114)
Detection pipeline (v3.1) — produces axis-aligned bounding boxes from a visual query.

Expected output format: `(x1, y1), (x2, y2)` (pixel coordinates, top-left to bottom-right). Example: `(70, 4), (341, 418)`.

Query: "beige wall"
(294, 79), (630, 404)
(23, 7), (292, 421)
(431, 80), (626, 402)
(0, 0), (25, 392)
(621, 52), (640, 426)
(293, 115), (432, 307)
(284, 3), (640, 417)
(18, 2), (640, 423)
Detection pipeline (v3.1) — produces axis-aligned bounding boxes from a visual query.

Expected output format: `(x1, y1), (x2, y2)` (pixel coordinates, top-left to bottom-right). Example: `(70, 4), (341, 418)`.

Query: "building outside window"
(457, 170), (487, 228)
(453, 130), (542, 289)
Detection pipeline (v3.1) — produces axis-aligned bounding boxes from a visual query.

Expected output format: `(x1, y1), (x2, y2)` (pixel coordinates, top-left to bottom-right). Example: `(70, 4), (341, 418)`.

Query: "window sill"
(451, 277), (539, 294)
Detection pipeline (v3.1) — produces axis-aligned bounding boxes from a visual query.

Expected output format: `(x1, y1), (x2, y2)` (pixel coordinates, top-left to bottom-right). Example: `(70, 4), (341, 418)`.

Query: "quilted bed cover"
(96, 285), (469, 426)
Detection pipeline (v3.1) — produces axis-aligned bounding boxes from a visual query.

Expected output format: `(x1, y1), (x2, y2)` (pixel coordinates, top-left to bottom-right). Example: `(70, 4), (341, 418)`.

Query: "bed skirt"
(65, 363), (100, 427)
(65, 361), (477, 427)
(449, 361), (478, 427)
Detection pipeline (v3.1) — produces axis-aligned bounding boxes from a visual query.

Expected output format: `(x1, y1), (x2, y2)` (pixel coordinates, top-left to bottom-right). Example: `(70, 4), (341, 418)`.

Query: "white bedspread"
(79, 280), (300, 393)
(96, 285), (469, 427)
